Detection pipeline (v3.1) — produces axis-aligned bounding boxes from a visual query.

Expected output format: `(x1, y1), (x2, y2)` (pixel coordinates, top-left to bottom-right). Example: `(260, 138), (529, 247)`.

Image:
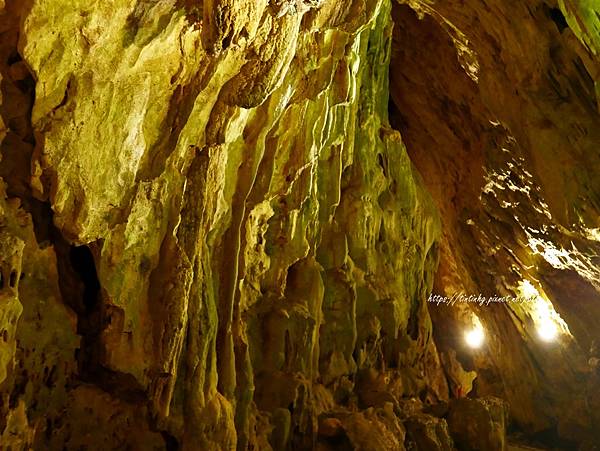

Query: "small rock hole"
(548, 7), (568, 33)
(9, 270), (18, 288)
(377, 153), (388, 177)
(162, 431), (180, 451)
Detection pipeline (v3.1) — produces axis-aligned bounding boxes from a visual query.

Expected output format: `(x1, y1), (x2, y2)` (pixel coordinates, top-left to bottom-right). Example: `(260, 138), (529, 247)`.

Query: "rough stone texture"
(0, 0), (598, 449)
(404, 413), (455, 451)
(1, 0), (447, 449)
(389, 0), (600, 447)
(447, 397), (507, 451)
(318, 406), (407, 451)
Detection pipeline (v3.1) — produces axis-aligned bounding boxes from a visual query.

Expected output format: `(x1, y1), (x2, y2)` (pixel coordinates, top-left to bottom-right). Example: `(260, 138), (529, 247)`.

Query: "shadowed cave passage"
(69, 245), (101, 314)
(389, 1), (600, 449)
(0, 0), (599, 450)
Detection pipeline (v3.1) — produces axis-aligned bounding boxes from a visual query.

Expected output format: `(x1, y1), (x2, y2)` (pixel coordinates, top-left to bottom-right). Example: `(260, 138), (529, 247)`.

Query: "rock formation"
(0, 0), (598, 449)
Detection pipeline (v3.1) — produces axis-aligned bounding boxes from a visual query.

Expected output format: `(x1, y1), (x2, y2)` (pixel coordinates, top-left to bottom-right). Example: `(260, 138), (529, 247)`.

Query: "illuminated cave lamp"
(465, 316), (485, 349)
(465, 327), (485, 348)
(537, 319), (558, 341)
(519, 280), (571, 342)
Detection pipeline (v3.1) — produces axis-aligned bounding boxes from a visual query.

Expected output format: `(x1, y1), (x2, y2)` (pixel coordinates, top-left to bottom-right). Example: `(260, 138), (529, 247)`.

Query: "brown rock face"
(389, 0), (600, 447)
(447, 397), (507, 451)
(0, 0), (598, 449)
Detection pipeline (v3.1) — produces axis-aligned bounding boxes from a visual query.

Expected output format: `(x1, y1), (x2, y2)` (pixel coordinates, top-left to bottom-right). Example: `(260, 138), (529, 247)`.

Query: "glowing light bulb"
(518, 279), (572, 342)
(465, 327), (485, 349)
(537, 320), (557, 342)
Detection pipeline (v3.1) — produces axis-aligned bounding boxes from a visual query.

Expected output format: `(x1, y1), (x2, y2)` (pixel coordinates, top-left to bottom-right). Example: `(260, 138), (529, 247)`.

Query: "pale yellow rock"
(0, 230), (24, 384)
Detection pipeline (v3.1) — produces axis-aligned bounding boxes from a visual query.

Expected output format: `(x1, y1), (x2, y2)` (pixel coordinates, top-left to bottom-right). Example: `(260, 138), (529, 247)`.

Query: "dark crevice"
(29, 199), (56, 245)
(162, 431), (180, 451)
(56, 241), (148, 403)
(69, 245), (101, 313)
(6, 51), (21, 66)
(407, 297), (420, 340)
(56, 242), (103, 373)
(54, 79), (71, 110)
(547, 7), (569, 33)
(9, 269), (17, 288)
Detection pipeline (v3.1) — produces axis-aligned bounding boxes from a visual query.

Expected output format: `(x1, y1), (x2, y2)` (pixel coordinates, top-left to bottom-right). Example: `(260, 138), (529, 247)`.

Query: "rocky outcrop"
(1, 0), (447, 449)
(447, 397), (507, 451)
(405, 414), (454, 451)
